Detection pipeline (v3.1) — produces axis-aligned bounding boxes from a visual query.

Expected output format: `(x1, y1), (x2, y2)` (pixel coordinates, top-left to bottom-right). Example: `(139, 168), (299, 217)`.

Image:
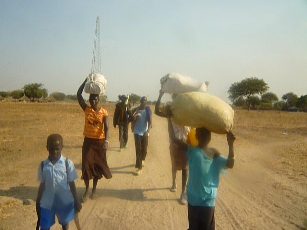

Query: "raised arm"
(77, 78), (88, 111)
(154, 90), (168, 118)
(226, 132), (236, 168)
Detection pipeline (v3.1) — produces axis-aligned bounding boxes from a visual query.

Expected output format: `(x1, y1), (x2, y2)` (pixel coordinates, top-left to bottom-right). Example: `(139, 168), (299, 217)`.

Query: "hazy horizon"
(1, 0), (306, 102)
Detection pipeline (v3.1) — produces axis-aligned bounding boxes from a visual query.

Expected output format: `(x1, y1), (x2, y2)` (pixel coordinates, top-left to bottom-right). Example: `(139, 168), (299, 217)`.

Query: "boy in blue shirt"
(36, 134), (82, 230)
(187, 128), (235, 230)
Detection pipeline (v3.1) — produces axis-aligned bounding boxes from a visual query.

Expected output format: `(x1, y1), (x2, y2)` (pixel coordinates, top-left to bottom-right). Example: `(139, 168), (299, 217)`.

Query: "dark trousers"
(188, 204), (215, 230)
(119, 123), (128, 148)
(134, 134), (148, 169)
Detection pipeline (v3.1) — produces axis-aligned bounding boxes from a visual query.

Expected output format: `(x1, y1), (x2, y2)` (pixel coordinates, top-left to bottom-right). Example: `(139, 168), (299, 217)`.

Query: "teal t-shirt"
(187, 147), (227, 207)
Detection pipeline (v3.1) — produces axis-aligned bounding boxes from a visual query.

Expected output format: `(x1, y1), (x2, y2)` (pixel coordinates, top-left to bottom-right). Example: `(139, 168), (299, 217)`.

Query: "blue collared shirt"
(38, 155), (78, 209)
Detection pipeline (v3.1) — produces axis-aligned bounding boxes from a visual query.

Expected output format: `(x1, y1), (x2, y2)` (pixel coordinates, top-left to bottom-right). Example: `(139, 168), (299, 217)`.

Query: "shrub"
(10, 90), (24, 99)
(50, 92), (66, 101)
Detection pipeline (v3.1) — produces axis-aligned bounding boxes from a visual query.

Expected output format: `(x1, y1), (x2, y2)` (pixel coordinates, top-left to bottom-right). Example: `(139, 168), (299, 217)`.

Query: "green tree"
(50, 92), (66, 101)
(282, 92), (298, 109)
(233, 96), (246, 107)
(228, 77), (269, 110)
(274, 101), (286, 110)
(24, 83), (48, 101)
(261, 92), (278, 103)
(247, 96), (261, 109)
(99, 95), (107, 103)
(129, 93), (141, 105)
(66, 94), (78, 101)
(0, 91), (9, 98)
(296, 95), (307, 112)
(10, 90), (24, 99)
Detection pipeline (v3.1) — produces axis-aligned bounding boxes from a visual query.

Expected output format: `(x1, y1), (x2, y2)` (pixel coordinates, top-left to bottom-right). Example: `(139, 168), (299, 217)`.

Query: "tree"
(129, 93), (141, 105)
(282, 92), (298, 109)
(247, 96), (261, 110)
(50, 92), (66, 101)
(274, 101), (286, 111)
(24, 83), (48, 101)
(261, 92), (278, 103)
(0, 91), (9, 98)
(66, 94), (78, 101)
(10, 90), (24, 99)
(228, 77), (269, 110)
(99, 95), (107, 103)
(296, 95), (307, 112)
(233, 96), (246, 107)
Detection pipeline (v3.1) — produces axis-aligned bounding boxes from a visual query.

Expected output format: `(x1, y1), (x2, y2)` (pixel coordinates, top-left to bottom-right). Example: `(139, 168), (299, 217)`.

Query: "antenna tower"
(91, 16), (102, 73)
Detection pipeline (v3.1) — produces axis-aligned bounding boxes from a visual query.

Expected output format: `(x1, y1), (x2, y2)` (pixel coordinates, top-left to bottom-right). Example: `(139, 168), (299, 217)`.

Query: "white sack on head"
(171, 92), (234, 134)
(84, 73), (107, 95)
(160, 73), (207, 94)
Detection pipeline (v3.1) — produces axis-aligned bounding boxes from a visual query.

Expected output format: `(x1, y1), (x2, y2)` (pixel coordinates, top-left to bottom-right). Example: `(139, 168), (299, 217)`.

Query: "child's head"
(89, 94), (99, 109)
(46, 134), (63, 161)
(196, 127), (211, 147)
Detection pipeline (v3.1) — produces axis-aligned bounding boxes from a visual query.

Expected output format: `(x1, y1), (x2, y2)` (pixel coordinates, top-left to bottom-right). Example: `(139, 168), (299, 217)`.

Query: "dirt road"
(0, 103), (306, 229)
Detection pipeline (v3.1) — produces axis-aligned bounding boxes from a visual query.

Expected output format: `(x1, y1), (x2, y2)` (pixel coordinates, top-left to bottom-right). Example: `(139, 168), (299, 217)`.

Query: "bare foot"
(170, 185), (177, 192)
(81, 191), (89, 203)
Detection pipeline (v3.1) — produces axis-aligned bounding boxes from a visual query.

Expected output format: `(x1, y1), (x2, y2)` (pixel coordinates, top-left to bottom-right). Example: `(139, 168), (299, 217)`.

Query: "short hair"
(140, 96), (147, 102)
(47, 134), (63, 148)
(196, 127), (211, 141)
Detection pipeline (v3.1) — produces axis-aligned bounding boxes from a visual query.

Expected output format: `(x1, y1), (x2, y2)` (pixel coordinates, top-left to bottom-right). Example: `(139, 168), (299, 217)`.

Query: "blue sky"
(0, 0), (306, 101)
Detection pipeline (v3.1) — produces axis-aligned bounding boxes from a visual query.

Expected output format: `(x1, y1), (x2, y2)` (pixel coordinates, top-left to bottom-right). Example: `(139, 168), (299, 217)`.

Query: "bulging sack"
(171, 92), (234, 134)
(84, 73), (107, 95)
(160, 73), (207, 94)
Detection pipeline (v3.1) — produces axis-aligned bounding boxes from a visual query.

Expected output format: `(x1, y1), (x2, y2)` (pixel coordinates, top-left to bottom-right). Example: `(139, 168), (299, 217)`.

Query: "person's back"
(186, 128), (235, 230)
(187, 147), (226, 207)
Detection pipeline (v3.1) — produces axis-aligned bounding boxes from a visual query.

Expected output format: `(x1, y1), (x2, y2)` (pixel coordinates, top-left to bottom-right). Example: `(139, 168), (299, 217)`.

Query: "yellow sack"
(171, 92), (234, 134)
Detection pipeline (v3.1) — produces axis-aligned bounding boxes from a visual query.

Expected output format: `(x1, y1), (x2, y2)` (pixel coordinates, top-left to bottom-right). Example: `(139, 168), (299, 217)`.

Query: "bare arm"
(77, 78), (88, 111)
(226, 132), (236, 168)
(154, 91), (168, 118)
(103, 116), (109, 148)
(36, 182), (45, 219)
(69, 181), (82, 212)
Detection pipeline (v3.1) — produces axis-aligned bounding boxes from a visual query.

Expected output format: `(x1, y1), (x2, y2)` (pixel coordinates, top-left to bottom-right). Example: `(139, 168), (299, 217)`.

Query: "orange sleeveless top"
(83, 107), (108, 139)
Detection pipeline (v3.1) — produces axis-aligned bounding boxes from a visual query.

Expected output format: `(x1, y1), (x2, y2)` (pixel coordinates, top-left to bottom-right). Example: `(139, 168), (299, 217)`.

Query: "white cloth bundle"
(84, 73), (107, 95)
(171, 92), (234, 134)
(160, 73), (207, 94)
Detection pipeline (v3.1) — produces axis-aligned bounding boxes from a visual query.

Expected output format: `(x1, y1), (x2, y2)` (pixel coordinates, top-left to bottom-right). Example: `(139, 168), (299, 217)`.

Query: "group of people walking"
(35, 79), (236, 230)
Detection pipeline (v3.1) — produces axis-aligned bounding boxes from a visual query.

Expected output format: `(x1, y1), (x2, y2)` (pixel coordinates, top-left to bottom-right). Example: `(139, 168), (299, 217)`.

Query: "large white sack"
(171, 92), (234, 134)
(160, 73), (207, 94)
(84, 73), (107, 95)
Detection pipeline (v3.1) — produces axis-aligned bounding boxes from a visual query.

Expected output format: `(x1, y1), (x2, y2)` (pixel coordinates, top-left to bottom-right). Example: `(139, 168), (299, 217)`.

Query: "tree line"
(1, 80), (306, 112)
(0, 83), (84, 102)
(228, 77), (307, 112)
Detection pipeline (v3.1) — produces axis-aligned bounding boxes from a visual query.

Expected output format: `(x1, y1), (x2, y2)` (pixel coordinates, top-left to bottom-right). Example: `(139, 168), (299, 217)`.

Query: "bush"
(0, 91), (9, 98)
(10, 90), (24, 99)
(259, 102), (273, 110)
(273, 101), (286, 111)
(66, 94), (77, 101)
(50, 92), (66, 101)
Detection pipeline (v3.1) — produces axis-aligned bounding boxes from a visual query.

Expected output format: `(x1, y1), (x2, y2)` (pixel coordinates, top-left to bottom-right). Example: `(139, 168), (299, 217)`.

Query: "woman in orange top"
(77, 79), (112, 201)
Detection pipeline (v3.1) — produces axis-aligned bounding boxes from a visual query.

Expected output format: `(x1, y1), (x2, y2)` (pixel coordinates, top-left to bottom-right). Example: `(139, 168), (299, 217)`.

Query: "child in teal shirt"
(187, 128), (235, 230)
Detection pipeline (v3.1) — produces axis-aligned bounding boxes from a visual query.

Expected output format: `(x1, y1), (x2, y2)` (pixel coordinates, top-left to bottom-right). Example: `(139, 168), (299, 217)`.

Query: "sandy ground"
(0, 103), (306, 230)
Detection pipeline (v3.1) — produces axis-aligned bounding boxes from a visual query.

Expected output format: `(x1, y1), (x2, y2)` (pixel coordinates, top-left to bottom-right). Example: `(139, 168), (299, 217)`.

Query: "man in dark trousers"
(113, 95), (131, 149)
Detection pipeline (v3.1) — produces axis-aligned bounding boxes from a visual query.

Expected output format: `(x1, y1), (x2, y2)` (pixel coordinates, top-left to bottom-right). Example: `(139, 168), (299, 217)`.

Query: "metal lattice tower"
(91, 16), (102, 73)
